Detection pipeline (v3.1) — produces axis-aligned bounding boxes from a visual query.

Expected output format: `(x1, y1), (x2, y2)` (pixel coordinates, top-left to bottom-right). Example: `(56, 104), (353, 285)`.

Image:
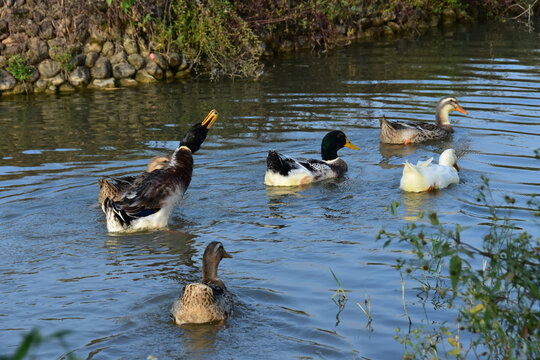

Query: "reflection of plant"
(6, 55), (32, 81)
(0, 328), (79, 360)
(356, 290), (373, 329)
(379, 174), (540, 359)
(330, 267), (348, 306)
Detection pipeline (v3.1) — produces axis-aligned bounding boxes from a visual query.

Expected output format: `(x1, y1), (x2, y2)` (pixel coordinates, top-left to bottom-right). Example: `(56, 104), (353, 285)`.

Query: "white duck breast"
(400, 149), (460, 192)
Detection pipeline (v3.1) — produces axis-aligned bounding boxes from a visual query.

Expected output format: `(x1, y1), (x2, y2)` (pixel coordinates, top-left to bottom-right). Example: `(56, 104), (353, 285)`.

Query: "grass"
(330, 267), (348, 307)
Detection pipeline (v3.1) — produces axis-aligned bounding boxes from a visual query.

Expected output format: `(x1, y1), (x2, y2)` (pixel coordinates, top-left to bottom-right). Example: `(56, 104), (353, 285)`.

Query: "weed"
(51, 46), (75, 73)
(380, 173), (540, 358)
(0, 328), (79, 360)
(156, 0), (264, 79)
(356, 290), (373, 331)
(5, 55), (33, 82)
(330, 267), (348, 306)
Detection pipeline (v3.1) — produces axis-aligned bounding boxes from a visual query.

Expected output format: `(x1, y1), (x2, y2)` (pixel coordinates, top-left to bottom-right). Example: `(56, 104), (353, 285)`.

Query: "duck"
(400, 149), (460, 192)
(170, 241), (233, 325)
(264, 130), (360, 186)
(97, 156), (169, 207)
(379, 97), (468, 144)
(101, 109), (218, 232)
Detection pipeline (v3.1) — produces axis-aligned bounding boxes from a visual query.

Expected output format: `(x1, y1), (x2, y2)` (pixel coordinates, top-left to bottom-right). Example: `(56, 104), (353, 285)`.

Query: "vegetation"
(51, 46), (76, 73)
(1, 1), (537, 79)
(154, 0), (264, 79)
(378, 176), (539, 359)
(99, 0), (538, 78)
(0, 329), (78, 360)
(5, 55), (33, 81)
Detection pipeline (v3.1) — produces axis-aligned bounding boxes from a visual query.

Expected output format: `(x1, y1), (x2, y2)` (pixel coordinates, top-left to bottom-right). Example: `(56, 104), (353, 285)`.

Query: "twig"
(401, 272), (412, 325)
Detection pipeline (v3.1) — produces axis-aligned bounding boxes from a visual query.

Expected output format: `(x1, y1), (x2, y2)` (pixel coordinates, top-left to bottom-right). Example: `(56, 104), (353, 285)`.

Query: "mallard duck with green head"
(101, 110), (218, 232)
(264, 130), (359, 186)
(170, 241), (233, 325)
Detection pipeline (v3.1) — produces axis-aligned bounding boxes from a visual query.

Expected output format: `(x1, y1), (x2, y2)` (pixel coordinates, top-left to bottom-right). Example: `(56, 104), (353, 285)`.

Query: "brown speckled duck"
(170, 241), (233, 325)
(101, 110), (218, 233)
(379, 97), (468, 144)
(97, 156), (169, 207)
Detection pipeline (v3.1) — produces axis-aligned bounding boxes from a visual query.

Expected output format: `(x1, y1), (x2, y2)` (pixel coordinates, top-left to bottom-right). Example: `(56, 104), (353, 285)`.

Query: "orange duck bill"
(344, 138), (360, 150)
(201, 109), (218, 129)
(456, 104), (468, 115)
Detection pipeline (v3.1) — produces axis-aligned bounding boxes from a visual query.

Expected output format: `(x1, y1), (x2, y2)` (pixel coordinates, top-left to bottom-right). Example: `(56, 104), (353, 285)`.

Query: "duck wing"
(297, 158), (335, 175)
(114, 169), (181, 217)
(415, 157), (434, 167)
(380, 115), (449, 143)
(266, 150), (304, 176)
(413, 122), (448, 139)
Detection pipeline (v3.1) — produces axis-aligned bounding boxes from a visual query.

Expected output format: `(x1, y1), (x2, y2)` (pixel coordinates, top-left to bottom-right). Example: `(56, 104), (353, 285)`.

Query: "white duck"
(400, 149), (460, 192)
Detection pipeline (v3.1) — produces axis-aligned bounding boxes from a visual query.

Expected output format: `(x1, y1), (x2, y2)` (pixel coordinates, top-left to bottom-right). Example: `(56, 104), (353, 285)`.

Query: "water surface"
(0, 22), (539, 359)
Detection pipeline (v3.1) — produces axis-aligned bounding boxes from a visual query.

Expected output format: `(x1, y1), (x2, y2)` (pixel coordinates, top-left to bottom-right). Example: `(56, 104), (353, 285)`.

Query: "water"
(1, 22), (539, 359)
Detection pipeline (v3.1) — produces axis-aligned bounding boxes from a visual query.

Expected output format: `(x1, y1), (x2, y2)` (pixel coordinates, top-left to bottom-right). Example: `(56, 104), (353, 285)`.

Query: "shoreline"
(0, 0), (537, 97)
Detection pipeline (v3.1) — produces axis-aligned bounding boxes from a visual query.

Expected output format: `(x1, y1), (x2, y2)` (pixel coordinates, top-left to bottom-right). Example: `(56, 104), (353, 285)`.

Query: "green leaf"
(530, 282), (540, 300)
(449, 255), (462, 291)
(13, 329), (40, 360)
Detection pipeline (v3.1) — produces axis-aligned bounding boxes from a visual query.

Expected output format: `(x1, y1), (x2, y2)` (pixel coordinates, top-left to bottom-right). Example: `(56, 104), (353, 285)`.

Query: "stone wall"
(0, 0), (191, 96)
(0, 0), (475, 96)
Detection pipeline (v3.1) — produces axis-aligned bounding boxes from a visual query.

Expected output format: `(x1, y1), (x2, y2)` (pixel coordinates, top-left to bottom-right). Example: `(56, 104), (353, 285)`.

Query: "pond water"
(0, 21), (539, 359)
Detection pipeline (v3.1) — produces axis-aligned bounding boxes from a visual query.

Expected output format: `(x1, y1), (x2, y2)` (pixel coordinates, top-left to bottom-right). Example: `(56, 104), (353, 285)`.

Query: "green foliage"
(107, 0), (137, 13)
(0, 329), (78, 360)
(395, 324), (452, 359)
(6, 55), (32, 82)
(51, 46), (75, 73)
(380, 176), (540, 359)
(152, 0), (264, 79)
(82, 0), (539, 78)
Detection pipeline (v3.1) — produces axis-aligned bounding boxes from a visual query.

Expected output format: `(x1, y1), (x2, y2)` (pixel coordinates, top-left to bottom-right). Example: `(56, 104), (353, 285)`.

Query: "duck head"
(321, 130), (360, 161)
(180, 110), (218, 153)
(436, 97), (468, 130)
(146, 156), (170, 172)
(439, 148), (460, 171)
(202, 241), (232, 284)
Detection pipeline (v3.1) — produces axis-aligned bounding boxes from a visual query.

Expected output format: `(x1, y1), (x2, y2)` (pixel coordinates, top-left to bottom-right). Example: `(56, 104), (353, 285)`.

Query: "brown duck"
(379, 97), (468, 144)
(170, 241), (233, 325)
(101, 109), (218, 232)
(97, 156), (169, 207)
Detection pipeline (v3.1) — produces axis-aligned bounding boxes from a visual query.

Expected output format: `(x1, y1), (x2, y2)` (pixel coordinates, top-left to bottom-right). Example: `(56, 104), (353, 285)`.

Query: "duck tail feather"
(103, 197), (132, 227)
(266, 150), (292, 176)
(403, 161), (421, 176)
(379, 114), (388, 126)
